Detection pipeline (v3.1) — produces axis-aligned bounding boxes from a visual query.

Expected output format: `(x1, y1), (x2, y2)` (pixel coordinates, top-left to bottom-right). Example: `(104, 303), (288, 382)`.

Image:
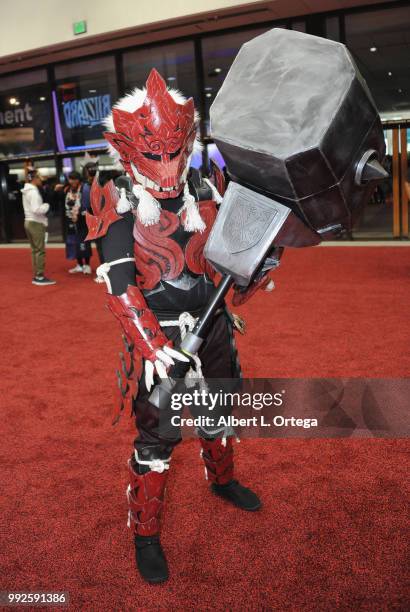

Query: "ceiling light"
(206, 93), (212, 98)
(9, 97), (17, 105)
(89, 89), (97, 93)
(388, 71), (392, 77)
(398, 88), (403, 93)
(214, 67), (222, 73)
(204, 86), (213, 91)
(39, 96), (46, 101)
(370, 46), (377, 52)
(167, 77), (176, 82)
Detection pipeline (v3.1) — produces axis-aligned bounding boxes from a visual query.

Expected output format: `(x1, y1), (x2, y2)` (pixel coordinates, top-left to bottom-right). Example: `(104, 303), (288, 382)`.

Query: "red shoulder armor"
(210, 159), (226, 197)
(85, 179), (122, 240)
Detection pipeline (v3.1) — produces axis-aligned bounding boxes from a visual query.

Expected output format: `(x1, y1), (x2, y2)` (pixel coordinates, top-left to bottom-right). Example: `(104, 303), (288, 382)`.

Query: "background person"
(64, 171), (93, 275)
(22, 171), (56, 286)
(23, 158), (35, 180)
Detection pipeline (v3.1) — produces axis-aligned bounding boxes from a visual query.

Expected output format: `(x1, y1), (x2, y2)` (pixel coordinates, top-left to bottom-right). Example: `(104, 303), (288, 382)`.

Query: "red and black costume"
(86, 70), (267, 583)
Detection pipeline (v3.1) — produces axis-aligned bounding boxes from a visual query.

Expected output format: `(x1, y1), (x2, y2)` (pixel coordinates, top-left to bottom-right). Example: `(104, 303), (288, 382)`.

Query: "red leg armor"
(199, 437), (234, 485)
(127, 459), (168, 536)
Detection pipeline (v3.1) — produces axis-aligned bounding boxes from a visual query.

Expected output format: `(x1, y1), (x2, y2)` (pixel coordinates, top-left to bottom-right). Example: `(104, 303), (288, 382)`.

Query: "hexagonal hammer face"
(210, 28), (385, 234)
(204, 181), (319, 286)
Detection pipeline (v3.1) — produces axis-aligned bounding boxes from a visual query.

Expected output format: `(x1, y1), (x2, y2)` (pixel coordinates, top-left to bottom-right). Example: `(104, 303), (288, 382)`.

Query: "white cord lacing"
(96, 258), (135, 293)
(203, 178), (223, 204)
(160, 311), (207, 389)
(134, 450), (171, 473)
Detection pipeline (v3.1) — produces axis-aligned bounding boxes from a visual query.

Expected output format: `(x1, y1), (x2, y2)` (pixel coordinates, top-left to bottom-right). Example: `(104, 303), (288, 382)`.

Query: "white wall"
(0, 0), (264, 57)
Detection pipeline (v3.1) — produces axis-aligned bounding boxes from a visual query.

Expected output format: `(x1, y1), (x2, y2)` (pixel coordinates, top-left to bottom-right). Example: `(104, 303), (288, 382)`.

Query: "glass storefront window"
(207, 142), (226, 170)
(201, 27), (274, 134)
(71, 152), (116, 174)
(0, 69), (54, 158)
(345, 6), (410, 238)
(353, 128), (393, 238)
(54, 57), (117, 152)
(325, 16), (340, 42)
(123, 41), (197, 103)
(291, 21), (306, 33)
(345, 6), (410, 120)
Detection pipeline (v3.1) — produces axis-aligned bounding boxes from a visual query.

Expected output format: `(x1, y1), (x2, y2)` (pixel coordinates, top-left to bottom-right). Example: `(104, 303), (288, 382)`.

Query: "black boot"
(134, 535), (169, 584)
(211, 479), (262, 511)
(200, 438), (262, 511)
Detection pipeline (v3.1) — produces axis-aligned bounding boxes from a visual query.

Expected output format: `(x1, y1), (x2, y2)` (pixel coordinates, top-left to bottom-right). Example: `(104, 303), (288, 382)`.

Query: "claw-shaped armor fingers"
(107, 285), (189, 392)
(144, 345), (189, 392)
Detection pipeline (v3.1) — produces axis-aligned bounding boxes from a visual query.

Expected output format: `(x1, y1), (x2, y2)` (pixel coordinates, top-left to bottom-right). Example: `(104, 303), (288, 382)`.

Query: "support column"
(400, 126), (409, 238)
(392, 127), (400, 238)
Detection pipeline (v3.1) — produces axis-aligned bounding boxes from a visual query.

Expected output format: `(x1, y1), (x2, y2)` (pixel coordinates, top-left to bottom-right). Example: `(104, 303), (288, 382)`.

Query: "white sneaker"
(82, 264), (92, 275)
(69, 264), (83, 274)
(94, 275), (105, 283)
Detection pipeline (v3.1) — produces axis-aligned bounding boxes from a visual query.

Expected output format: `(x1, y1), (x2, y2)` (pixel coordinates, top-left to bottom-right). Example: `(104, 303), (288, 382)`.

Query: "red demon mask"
(104, 69), (196, 199)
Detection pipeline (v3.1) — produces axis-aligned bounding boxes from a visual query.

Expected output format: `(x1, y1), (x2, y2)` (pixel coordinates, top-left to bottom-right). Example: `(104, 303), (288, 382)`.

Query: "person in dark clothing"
(64, 171), (93, 274)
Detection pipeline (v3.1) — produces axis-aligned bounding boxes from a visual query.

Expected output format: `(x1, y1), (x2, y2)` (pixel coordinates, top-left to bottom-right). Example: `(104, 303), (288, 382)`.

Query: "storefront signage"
(0, 127), (34, 143)
(63, 94), (111, 129)
(0, 103), (33, 126)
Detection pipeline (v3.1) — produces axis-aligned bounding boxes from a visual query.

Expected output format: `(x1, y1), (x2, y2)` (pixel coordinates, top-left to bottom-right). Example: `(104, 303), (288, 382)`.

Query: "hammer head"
(210, 28), (387, 239)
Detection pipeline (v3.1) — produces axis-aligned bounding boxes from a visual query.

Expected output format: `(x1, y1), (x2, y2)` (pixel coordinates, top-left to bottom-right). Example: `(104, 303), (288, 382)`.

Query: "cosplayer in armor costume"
(85, 26), (388, 585)
(85, 70), (269, 584)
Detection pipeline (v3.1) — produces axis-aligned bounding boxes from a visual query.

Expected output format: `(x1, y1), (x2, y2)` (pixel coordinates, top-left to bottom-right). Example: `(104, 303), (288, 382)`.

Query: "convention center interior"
(0, 0), (409, 609)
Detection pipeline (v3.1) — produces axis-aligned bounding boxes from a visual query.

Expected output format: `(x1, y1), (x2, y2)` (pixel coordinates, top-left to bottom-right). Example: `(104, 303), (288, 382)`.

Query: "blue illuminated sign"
(63, 94), (111, 129)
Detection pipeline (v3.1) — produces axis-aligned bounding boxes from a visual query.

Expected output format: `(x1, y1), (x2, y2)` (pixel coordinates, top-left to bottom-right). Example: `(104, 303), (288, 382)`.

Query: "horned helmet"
(104, 69), (201, 200)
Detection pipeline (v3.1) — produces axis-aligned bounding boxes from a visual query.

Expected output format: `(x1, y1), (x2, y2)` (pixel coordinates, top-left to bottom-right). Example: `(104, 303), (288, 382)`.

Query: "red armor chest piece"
(133, 201), (218, 291)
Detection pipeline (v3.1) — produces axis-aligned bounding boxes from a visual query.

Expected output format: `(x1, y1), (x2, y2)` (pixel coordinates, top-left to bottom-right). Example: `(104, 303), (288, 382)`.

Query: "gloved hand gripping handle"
(148, 274), (234, 409)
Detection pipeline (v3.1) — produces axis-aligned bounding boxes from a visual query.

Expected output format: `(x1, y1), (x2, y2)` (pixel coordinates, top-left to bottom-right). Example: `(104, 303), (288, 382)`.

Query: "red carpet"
(0, 246), (408, 610)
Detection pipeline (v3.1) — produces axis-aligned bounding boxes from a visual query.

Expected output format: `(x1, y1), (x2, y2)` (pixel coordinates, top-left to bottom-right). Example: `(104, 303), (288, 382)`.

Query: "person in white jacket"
(22, 171), (56, 285)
